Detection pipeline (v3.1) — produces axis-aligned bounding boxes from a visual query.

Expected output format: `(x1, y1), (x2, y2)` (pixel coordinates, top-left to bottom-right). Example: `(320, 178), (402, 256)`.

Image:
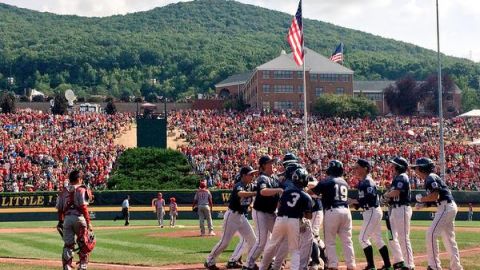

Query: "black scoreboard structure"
(136, 102), (167, 148)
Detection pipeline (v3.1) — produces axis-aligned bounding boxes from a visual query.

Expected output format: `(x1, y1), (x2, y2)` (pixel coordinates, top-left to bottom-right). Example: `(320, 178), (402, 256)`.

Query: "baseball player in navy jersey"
(308, 178), (326, 270)
(383, 157), (414, 270)
(244, 155), (283, 270)
(349, 159), (392, 270)
(260, 168), (313, 270)
(310, 160), (356, 270)
(205, 166), (258, 270)
(412, 158), (463, 270)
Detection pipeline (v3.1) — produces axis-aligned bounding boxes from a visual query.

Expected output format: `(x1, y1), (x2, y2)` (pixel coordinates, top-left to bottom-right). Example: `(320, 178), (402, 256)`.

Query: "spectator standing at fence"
(114, 195), (130, 226)
(152, 193), (165, 228)
(193, 181), (215, 236)
(169, 197), (178, 227)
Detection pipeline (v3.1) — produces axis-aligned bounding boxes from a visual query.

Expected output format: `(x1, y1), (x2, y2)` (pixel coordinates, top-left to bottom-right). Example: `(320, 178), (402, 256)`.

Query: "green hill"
(0, 0), (478, 100)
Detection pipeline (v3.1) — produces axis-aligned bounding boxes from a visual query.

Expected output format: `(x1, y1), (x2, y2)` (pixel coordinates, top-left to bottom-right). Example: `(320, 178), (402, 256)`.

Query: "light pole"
(436, 0), (446, 179)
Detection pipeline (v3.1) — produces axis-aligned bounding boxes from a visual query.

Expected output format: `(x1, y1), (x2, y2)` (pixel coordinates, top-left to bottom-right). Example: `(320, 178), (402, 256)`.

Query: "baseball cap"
(199, 181), (207, 189)
(356, 159), (372, 170)
(259, 155), (276, 166)
(240, 166), (258, 176)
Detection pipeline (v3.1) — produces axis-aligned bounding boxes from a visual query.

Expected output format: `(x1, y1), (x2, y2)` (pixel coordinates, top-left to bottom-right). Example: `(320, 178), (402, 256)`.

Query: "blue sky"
(1, 0), (479, 62)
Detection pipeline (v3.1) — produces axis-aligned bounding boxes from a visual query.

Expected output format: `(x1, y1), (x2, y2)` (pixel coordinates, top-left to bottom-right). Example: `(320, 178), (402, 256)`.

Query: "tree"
(461, 87), (480, 112)
(51, 94), (68, 115)
(0, 92), (16, 113)
(104, 97), (117, 115)
(120, 90), (132, 102)
(313, 94), (378, 118)
(384, 75), (420, 115)
(418, 74), (455, 115)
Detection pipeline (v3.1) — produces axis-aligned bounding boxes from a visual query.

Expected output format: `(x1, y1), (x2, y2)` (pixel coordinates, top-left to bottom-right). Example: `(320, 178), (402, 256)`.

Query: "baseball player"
(309, 182), (326, 270)
(152, 192), (165, 228)
(244, 155), (283, 270)
(349, 159), (392, 270)
(193, 181), (215, 236)
(383, 157), (414, 270)
(205, 166), (258, 270)
(412, 158), (463, 270)
(259, 168), (313, 270)
(169, 197), (178, 227)
(309, 160), (356, 270)
(56, 170), (94, 270)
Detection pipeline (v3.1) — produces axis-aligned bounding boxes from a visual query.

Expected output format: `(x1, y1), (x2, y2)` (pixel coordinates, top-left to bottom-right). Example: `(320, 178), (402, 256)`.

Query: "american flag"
(330, 43), (344, 63)
(287, 0), (304, 66)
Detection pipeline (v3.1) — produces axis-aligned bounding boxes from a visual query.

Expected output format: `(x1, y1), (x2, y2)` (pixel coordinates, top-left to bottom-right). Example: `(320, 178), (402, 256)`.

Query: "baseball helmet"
(326, 160), (344, 177)
(411, 157), (435, 172)
(282, 153), (299, 167)
(389, 156), (408, 169)
(285, 162), (303, 180)
(292, 168), (309, 188)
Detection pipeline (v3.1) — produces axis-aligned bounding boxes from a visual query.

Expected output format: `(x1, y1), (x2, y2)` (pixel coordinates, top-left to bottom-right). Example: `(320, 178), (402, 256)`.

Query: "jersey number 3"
(287, 192), (301, 207)
(334, 184), (348, 202)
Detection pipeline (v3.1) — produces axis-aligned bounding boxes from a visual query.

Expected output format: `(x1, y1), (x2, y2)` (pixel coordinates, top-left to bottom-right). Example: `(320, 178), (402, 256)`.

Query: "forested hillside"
(0, 0), (478, 100)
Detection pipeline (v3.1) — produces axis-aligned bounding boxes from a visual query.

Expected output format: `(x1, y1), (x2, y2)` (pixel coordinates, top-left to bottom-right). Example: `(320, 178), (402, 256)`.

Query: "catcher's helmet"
(292, 168), (309, 188)
(411, 157), (435, 172)
(282, 153), (299, 167)
(285, 162), (303, 180)
(326, 160), (344, 177)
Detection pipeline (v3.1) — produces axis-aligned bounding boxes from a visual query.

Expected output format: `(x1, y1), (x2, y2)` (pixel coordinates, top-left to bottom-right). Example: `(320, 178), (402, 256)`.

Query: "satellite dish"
(68, 100), (74, 107)
(65, 89), (76, 102)
(49, 99), (55, 107)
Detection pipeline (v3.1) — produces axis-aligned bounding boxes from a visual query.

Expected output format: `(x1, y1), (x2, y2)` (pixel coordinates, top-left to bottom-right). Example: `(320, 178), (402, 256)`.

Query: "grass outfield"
(0, 220), (479, 269)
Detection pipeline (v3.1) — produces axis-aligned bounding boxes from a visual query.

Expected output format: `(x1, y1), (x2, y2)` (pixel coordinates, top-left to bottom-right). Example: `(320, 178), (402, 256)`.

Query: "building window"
(336, 87), (345, 94)
(298, 102), (304, 110)
(263, 71), (270, 79)
(315, 87), (324, 97)
(274, 85), (294, 93)
(297, 71), (303, 78)
(340, 74), (350, 82)
(310, 73), (318, 80)
(319, 74), (339, 82)
(274, 101), (294, 110)
(297, 86), (304, 92)
(273, 71), (293, 79)
(262, 84), (270, 93)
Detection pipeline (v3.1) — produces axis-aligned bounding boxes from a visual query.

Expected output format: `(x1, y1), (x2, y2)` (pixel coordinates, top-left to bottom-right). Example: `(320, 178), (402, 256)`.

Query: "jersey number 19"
(334, 184), (348, 202)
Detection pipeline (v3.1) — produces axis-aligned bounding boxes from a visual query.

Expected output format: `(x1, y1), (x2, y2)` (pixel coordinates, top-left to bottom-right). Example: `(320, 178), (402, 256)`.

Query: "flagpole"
(436, 0), (446, 179)
(301, 0), (308, 150)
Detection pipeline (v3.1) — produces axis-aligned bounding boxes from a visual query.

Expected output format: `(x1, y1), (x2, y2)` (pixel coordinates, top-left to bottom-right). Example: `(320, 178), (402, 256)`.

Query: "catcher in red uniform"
(56, 170), (96, 270)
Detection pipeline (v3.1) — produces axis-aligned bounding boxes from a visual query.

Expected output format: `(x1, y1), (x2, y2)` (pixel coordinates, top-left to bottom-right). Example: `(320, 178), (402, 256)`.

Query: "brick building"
(215, 48), (354, 111)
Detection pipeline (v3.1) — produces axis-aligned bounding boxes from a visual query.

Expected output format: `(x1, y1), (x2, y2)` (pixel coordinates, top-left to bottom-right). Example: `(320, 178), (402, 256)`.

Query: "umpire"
(244, 155), (283, 270)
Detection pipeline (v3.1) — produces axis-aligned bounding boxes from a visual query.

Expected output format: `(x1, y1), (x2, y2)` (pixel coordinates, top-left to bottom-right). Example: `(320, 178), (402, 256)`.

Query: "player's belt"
(362, 205), (379, 210)
(391, 203), (410, 208)
(325, 205), (347, 210)
(228, 208), (245, 215)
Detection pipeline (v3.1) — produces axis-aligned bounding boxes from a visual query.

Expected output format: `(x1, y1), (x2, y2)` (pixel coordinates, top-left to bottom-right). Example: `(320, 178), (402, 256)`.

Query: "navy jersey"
(312, 177), (349, 209)
(280, 177), (295, 190)
(253, 173), (281, 213)
(356, 175), (380, 208)
(277, 187), (313, 219)
(425, 173), (454, 203)
(229, 181), (254, 214)
(312, 196), (323, 212)
(390, 173), (411, 205)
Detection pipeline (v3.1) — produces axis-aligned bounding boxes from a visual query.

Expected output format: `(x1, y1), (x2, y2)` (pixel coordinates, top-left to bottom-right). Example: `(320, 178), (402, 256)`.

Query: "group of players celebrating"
(204, 154), (463, 270)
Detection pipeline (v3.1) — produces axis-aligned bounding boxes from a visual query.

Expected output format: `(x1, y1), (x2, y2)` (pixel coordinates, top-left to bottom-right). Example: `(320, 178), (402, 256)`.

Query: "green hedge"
(107, 148), (200, 190)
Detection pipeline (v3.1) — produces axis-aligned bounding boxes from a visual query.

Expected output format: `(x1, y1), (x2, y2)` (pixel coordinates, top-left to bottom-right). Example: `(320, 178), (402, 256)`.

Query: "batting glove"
(415, 194), (423, 203)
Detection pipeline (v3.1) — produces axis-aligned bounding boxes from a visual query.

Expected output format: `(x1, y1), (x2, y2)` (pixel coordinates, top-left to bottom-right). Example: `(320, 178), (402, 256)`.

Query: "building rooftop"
(215, 71), (253, 88)
(354, 81), (395, 92)
(257, 47), (354, 74)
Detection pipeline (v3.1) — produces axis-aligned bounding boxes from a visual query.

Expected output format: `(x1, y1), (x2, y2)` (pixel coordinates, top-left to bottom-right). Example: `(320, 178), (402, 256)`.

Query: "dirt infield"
(2, 246), (480, 270)
(113, 123), (187, 150)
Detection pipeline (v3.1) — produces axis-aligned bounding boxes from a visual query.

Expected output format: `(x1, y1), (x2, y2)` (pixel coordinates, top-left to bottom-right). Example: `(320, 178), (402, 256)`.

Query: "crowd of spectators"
(0, 110), (134, 192)
(171, 110), (480, 191)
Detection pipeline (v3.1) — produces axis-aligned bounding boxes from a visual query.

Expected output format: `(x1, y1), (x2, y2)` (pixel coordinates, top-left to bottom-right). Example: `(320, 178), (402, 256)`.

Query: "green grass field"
(0, 220), (479, 269)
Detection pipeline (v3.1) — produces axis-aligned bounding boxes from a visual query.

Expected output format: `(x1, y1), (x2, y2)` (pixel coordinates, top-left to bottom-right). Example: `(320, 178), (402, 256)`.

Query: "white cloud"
(0, 0), (479, 61)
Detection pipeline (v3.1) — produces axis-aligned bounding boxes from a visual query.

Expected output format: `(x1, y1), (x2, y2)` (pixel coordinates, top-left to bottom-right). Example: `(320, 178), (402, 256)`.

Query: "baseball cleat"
(204, 262), (220, 270)
(209, 231), (216, 236)
(226, 261), (243, 269)
(378, 266), (393, 270)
